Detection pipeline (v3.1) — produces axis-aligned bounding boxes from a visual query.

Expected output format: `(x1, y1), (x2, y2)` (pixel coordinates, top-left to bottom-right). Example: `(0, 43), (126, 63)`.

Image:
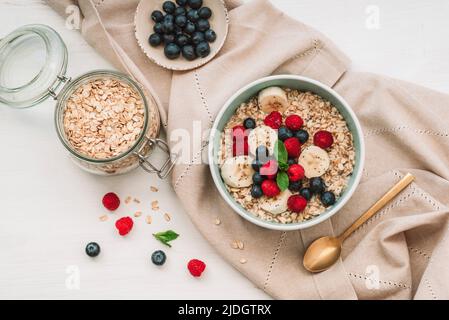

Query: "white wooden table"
(1, 0), (448, 300)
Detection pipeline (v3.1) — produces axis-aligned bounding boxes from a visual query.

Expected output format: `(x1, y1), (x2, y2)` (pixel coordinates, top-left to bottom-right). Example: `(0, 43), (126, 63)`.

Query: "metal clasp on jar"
(48, 75), (71, 99)
(135, 136), (177, 179)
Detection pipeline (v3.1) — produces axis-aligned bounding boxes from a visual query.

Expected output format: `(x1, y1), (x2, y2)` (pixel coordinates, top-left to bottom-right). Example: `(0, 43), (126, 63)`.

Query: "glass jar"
(0, 24), (174, 178)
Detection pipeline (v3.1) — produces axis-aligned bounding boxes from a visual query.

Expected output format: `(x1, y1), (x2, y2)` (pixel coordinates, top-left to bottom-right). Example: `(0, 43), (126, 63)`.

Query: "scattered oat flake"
(151, 200), (160, 211)
(125, 196), (132, 204)
(231, 240), (239, 249)
(150, 186), (159, 192)
(99, 215), (108, 222)
(134, 211), (142, 217)
(164, 213), (171, 222)
(237, 240), (244, 250)
(146, 215), (152, 224)
(214, 218), (221, 225)
(240, 258), (247, 264)
(133, 198), (141, 204)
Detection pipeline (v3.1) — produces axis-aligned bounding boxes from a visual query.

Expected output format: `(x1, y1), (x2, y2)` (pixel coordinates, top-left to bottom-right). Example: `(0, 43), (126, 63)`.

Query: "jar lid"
(0, 24), (68, 108)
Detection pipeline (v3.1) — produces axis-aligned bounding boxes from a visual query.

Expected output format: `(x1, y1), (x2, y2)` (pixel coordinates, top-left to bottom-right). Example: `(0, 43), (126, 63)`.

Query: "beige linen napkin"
(46, 0), (449, 299)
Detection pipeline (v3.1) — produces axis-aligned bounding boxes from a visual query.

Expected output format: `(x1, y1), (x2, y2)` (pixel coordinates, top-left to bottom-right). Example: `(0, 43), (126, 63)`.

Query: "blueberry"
(278, 126), (293, 141)
(288, 180), (302, 192)
(151, 250), (167, 266)
(198, 7), (212, 19)
(174, 25), (184, 35)
(294, 129), (309, 144)
(184, 21), (196, 34)
(149, 33), (162, 47)
(320, 191), (336, 207)
(256, 145), (269, 158)
(176, 34), (190, 46)
(163, 33), (176, 44)
(309, 177), (325, 194)
(176, 0), (188, 6)
(243, 118), (256, 129)
(195, 42), (210, 58)
(287, 158), (296, 166)
(188, 0), (203, 9)
(252, 159), (263, 172)
(255, 145), (270, 163)
(251, 185), (264, 198)
(154, 22), (164, 34)
(187, 9), (200, 22)
(253, 172), (265, 185)
(85, 242), (100, 257)
(299, 188), (312, 201)
(204, 29), (217, 43)
(175, 15), (188, 27)
(162, 1), (176, 14)
(191, 31), (205, 44)
(151, 10), (164, 22)
(181, 45), (197, 61)
(196, 19), (210, 32)
(164, 43), (181, 59)
(174, 6), (186, 16)
(162, 21), (175, 34)
(164, 14), (175, 22)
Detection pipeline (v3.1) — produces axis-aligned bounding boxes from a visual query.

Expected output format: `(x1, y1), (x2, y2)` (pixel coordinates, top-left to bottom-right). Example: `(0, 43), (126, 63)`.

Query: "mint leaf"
(276, 171), (289, 192)
(153, 230), (179, 247)
(275, 140), (288, 165)
(278, 161), (289, 171)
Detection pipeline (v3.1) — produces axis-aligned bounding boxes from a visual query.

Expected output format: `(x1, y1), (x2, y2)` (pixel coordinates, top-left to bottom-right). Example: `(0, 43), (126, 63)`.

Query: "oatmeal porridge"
(218, 87), (355, 224)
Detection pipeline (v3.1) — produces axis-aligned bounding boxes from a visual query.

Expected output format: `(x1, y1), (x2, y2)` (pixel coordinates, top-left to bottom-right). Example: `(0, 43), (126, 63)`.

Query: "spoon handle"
(338, 173), (415, 242)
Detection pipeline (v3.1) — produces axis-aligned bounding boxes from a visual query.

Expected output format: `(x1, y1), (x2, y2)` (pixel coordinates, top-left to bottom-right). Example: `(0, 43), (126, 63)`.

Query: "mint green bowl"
(208, 75), (365, 231)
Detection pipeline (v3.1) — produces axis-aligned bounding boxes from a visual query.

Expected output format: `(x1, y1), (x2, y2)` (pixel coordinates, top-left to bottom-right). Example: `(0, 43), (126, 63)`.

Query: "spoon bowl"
(303, 236), (342, 273)
(302, 173), (415, 273)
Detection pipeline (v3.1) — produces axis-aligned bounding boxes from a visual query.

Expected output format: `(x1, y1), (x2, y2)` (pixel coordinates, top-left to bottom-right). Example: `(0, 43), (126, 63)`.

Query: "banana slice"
(298, 146), (330, 178)
(248, 125), (278, 156)
(220, 156), (255, 188)
(260, 190), (293, 215)
(258, 87), (288, 113)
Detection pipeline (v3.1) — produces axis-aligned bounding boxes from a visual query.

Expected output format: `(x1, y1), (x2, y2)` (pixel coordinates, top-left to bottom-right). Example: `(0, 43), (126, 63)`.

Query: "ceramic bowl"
(208, 75), (365, 231)
(134, 0), (229, 71)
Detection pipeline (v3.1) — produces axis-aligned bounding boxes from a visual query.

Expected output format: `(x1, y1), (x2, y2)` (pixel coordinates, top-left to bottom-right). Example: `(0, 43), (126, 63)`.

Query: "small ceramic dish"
(208, 75), (365, 231)
(134, 0), (229, 71)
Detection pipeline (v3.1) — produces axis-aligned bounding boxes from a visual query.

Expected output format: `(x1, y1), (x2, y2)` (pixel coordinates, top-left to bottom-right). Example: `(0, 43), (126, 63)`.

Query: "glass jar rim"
(0, 24), (68, 108)
(54, 70), (153, 164)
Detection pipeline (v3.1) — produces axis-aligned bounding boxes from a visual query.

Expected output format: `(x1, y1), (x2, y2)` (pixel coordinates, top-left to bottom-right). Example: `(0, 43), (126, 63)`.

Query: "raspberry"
(314, 130), (334, 149)
(261, 180), (281, 198)
(287, 195), (308, 213)
(285, 115), (304, 131)
(263, 111), (283, 129)
(115, 217), (134, 236)
(232, 125), (248, 141)
(284, 137), (301, 158)
(188, 259), (206, 277)
(233, 138), (249, 156)
(102, 192), (120, 211)
(287, 164), (305, 182)
(260, 160), (278, 180)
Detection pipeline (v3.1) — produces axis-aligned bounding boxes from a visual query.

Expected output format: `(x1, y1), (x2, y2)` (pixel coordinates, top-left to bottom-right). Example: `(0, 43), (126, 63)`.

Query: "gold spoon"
(303, 173), (415, 273)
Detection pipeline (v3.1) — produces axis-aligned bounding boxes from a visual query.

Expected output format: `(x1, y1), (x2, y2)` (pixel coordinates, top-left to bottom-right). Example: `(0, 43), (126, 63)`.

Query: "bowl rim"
(208, 74), (365, 231)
